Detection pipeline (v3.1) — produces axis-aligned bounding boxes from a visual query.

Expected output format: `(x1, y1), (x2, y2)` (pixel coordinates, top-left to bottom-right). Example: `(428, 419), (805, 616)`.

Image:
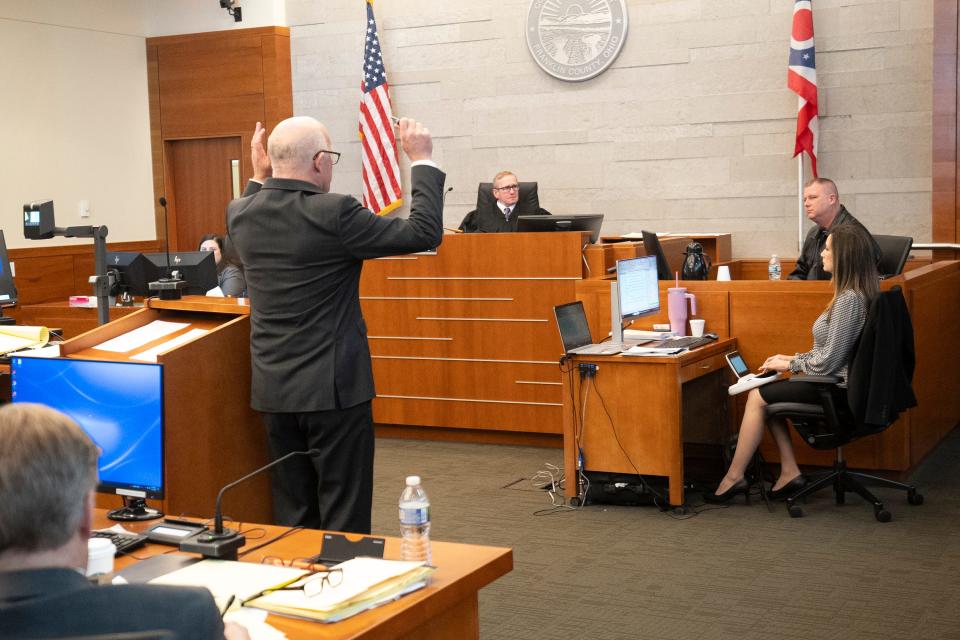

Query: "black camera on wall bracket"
(23, 200), (56, 240)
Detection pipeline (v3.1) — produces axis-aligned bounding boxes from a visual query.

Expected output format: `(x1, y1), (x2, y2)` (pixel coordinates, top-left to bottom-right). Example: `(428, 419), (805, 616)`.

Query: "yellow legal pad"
(0, 325), (49, 355)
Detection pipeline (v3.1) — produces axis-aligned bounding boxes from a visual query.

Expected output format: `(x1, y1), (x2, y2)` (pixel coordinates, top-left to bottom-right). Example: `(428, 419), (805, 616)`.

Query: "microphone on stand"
(180, 449), (322, 560)
(158, 197), (172, 277)
(149, 197), (187, 299)
(442, 186), (453, 206)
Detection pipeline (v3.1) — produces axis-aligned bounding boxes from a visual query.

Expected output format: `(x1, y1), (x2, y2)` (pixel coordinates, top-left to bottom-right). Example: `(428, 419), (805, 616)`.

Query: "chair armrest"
(788, 375), (840, 385)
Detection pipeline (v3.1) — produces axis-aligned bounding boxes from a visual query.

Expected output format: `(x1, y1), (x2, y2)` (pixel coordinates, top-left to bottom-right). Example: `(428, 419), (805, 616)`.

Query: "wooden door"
(165, 137), (242, 251)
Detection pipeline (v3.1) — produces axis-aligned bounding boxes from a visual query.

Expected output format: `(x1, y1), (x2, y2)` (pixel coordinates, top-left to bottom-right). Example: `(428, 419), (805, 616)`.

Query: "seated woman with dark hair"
(705, 224), (880, 504)
(198, 234), (247, 298)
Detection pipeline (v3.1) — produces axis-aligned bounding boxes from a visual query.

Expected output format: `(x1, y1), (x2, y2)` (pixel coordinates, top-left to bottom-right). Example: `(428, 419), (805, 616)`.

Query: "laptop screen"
(554, 301), (593, 353)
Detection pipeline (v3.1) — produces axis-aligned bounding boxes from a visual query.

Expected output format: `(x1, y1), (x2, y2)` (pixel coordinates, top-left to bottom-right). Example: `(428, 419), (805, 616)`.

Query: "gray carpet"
(370, 428), (960, 640)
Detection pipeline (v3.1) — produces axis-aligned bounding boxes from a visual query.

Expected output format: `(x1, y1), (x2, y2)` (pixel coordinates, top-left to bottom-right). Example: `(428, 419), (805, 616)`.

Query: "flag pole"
(798, 155), (805, 252)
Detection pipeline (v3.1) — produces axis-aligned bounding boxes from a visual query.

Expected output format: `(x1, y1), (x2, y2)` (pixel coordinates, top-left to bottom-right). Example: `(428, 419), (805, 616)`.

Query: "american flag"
(359, 0), (402, 216)
(788, 0), (819, 177)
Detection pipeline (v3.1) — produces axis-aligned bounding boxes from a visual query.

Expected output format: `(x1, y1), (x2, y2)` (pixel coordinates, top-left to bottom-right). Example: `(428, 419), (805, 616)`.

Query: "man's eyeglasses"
(247, 568), (344, 601)
(493, 184), (519, 192)
(313, 149), (341, 165)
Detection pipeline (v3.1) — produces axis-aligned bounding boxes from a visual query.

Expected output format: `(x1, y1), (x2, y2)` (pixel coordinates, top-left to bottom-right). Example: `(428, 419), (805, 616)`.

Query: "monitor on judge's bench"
(516, 214), (604, 244)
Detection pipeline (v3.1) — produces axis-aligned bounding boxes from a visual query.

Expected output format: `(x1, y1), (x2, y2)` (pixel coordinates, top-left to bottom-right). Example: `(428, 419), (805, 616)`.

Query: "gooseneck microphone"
(442, 186), (453, 206)
(148, 197), (188, 299)
(180, 449), (322, 560)
(158, 197), (172, 277)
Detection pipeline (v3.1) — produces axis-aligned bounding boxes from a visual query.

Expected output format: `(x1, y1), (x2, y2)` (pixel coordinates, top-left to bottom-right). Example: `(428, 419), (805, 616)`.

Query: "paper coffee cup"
(689, 319), (706, 337)
(86, 537), (116, 579)
(716, 266), (731, 281)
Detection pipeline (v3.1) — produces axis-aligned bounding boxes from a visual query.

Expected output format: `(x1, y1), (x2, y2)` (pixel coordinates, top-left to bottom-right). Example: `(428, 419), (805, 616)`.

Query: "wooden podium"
(59, 296), (272, 523)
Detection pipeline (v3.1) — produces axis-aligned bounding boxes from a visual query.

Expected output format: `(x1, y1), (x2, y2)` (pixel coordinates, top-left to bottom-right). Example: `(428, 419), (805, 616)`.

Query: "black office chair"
(476, 181), (541, 214)
(765, 286), (923, 521)
(874, 234), (913, 277)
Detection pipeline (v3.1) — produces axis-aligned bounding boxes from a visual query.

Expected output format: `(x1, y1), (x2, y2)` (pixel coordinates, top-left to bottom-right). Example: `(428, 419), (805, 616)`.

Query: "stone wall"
(287, 0), (933, 258)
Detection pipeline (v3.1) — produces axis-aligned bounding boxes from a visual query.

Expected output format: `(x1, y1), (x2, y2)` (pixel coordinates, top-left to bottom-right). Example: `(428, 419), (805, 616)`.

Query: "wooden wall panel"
(903, 263), (960, 462)
(146, 27), (292, 252)
(933, 0), (959, 249)
(8, 240), (161, 306)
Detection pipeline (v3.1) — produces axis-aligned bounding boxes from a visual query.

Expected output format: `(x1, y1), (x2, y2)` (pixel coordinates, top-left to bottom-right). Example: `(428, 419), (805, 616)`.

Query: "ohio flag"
(788, 0), (819, 177)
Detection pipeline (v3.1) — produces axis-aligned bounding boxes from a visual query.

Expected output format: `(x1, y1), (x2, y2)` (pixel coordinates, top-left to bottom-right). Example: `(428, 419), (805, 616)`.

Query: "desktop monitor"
(107, 252), (161, 297)
(146, 251), (217, 295)
(11, 357), (165, 521)
(516, 214), (604, 244)
(616, 255), (660, 324)
(0, 231), (19, 324)
(641, 230), (673, 280)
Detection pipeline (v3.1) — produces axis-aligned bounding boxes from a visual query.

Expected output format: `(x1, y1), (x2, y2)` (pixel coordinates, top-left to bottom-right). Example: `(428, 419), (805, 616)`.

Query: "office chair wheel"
(570, 496), (582, 507)
(875, 508), (892, 522)
(907, 490), (924, 506)
(788, 504), (804, 518)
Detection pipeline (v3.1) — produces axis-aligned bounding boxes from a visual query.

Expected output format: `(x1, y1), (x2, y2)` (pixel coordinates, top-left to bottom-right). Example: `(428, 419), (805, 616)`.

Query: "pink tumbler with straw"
(667, 287), (697, 336)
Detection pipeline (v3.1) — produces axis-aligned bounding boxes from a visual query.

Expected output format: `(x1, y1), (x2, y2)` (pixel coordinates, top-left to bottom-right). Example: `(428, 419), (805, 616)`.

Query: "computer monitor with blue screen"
(610, 255), (660, 346)
(11, 357), (165, 521)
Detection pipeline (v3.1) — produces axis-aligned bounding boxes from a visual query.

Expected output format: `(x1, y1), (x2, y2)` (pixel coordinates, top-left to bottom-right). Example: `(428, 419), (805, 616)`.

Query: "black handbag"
(681, 242), (711, 280)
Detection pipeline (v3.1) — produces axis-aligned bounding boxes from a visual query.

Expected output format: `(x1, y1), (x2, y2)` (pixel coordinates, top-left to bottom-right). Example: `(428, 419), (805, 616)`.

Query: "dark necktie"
(503, 207), (511, 221)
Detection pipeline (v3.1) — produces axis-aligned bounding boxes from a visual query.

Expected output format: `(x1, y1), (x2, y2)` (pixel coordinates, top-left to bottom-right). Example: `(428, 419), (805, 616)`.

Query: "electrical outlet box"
(578, 363), (599, 376)
(79, 200), (90, 218)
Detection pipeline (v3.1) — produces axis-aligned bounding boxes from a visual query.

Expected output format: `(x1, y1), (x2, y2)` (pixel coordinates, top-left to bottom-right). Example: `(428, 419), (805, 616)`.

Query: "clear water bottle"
(399, 475), (431, 563)
(768, 254), (782, 280)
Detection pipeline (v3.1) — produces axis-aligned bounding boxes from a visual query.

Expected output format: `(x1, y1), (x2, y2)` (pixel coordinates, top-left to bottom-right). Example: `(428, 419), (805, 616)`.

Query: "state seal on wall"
(525, 0), (628, 82)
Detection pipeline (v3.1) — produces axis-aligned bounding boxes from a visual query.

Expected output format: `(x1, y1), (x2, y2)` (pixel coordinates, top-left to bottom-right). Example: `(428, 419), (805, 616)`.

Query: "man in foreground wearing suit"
(227, 116), (444, 534)
(0, 403), (248, 639)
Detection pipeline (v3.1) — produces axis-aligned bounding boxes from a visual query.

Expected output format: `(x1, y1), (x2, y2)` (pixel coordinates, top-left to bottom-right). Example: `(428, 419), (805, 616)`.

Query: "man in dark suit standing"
(227, 117), (444, 534)
(0, 404), (248, 640)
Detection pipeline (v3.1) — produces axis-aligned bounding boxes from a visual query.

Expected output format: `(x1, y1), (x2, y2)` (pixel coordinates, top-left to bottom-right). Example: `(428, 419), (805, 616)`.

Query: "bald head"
(267, 116), (333, 188)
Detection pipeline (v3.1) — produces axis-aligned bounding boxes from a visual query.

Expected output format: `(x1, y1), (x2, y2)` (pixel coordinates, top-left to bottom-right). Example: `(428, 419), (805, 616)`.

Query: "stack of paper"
(150, 559), (309, 601)
(0, 325), (50, 355)
(245, 557), (435, 623)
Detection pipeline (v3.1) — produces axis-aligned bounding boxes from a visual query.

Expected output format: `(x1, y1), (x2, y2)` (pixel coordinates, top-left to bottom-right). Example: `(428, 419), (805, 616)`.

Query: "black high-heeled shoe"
(703, 478), (751, 505)
(768, 474), (808, 500)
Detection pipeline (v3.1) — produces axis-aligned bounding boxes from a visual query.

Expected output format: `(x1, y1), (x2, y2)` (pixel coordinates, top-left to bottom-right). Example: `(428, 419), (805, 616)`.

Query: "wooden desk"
(98, 511), (513, 640)
(575, 262), (960, 475)
(562, 339), (737, 507)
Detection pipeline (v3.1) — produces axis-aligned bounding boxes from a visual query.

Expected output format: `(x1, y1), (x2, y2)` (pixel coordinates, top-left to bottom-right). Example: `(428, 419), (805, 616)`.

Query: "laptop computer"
(725, 351), (781, 395)
(554, 301), (624, 356)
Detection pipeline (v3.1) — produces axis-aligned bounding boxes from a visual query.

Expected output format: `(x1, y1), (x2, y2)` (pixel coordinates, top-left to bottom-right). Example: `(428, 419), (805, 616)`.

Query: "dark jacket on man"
(227, 165), (445, 413)
(788, 206), (881, 280)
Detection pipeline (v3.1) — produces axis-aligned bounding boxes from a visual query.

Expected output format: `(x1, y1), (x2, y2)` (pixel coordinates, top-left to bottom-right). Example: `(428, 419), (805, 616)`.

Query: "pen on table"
(221, 594), (236, 619)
